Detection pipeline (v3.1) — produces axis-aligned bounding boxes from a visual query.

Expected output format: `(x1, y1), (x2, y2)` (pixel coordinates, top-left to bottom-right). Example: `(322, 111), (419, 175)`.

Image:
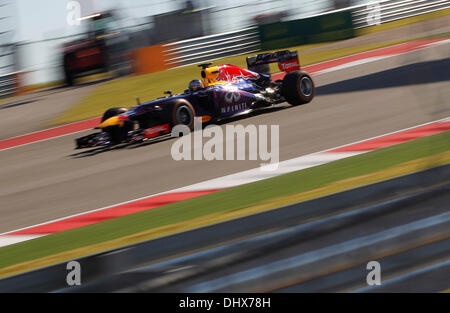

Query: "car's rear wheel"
(171, 100), (196, 131)
(282, 70), (315, 105)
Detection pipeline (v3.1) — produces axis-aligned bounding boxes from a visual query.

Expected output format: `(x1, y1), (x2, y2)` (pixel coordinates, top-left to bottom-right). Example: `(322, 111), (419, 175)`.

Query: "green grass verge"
(0, 130), (448, 275)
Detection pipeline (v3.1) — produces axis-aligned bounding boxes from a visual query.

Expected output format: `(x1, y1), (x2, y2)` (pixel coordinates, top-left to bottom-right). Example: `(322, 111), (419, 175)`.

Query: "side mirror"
(164, 90), (173, 97)
(136, 97), (141, 105)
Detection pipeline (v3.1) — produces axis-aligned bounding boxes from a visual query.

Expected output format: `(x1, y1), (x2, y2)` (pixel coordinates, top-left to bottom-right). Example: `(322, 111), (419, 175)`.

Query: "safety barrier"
(0, 72), (17, 99)
(2, 2), (449, 90)
(131, 44), (170, 75)
(161, 1), (450, 68)
(162, 27), (261, 67)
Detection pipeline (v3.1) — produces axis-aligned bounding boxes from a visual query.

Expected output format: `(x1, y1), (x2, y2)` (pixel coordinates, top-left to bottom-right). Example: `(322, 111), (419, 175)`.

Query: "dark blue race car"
(75, 50), (315, 149)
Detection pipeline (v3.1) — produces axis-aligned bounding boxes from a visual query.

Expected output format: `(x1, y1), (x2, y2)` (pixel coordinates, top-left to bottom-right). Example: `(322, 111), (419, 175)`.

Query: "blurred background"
(1, 0), (432, 94)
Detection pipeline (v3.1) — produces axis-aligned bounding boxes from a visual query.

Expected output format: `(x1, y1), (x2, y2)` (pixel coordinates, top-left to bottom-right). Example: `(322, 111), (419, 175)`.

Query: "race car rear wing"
(246, 50), (301, 77)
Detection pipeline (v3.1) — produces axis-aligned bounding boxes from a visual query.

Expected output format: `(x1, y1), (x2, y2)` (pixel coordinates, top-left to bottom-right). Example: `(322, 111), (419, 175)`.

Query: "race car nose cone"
(99, 116), (124, 129)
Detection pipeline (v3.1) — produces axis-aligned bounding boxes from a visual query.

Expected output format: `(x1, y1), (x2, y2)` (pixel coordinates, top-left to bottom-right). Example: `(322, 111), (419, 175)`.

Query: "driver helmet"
(188, 79), (204, 92)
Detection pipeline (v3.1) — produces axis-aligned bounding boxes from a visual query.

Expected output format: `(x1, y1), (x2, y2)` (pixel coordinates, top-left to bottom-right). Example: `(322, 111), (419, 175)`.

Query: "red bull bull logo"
(216, 65), (260, 83)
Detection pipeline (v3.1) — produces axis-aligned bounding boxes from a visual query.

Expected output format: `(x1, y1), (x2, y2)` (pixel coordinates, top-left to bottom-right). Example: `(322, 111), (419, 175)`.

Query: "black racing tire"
(282, 70), (315, 106)
(101, 107), (129, 144)
(171, 100), (196, 131)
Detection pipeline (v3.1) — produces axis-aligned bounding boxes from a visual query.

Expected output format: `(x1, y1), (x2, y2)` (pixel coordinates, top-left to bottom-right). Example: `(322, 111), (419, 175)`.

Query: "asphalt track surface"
(0, 43), (449, 235)
(0, 79), (110, 140)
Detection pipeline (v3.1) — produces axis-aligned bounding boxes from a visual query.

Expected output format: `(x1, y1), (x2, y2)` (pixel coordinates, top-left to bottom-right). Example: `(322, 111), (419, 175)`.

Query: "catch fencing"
(163, 27), (261, 67)
(1, 1), (449, 92)
(0, 72), (16, 99)
(352, 0), (450, 28)
(164, 0), (450, 67)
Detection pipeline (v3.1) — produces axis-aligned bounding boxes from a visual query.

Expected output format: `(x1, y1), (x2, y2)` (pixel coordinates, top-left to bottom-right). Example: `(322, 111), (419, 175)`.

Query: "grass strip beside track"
(0, 131), (449, 278)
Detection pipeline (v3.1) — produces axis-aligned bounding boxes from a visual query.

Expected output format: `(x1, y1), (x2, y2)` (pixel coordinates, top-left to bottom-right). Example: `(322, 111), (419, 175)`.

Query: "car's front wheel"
(171, 100), (196, 131)
(101, 107), (131, 144)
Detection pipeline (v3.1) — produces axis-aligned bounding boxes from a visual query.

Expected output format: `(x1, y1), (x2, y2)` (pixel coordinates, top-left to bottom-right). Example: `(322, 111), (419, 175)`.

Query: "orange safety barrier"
(131, 44), (177, 75)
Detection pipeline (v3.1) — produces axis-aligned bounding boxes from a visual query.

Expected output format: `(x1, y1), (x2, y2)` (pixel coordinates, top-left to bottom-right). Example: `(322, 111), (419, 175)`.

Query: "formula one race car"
(75, 50), (315, 149)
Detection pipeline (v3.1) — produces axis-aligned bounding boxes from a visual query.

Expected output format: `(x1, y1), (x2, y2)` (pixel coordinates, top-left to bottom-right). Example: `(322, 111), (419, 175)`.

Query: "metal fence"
(0, 72), (16, 99)
(352, 0), (450, 28)
(163, 0), (450, 68)
(0, 43), (18, 99)
(1, 1), (449, 92)
(163, 27), (261, 67)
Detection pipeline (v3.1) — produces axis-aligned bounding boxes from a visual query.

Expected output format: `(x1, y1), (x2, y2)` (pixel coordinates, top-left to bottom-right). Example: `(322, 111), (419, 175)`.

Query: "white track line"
(176, 152), (363, 191)
(0, 235), (45, 247)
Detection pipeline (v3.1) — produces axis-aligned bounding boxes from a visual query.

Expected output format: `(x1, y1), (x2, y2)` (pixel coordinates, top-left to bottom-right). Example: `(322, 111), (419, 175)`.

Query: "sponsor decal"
(224, 89), (241, 103)
(278, 59), (300, 72)
(221, 103), (248, 114)
(201, 115), (212, 123)
(143, 124), (170, 138)
(216, 66), (260, 83)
